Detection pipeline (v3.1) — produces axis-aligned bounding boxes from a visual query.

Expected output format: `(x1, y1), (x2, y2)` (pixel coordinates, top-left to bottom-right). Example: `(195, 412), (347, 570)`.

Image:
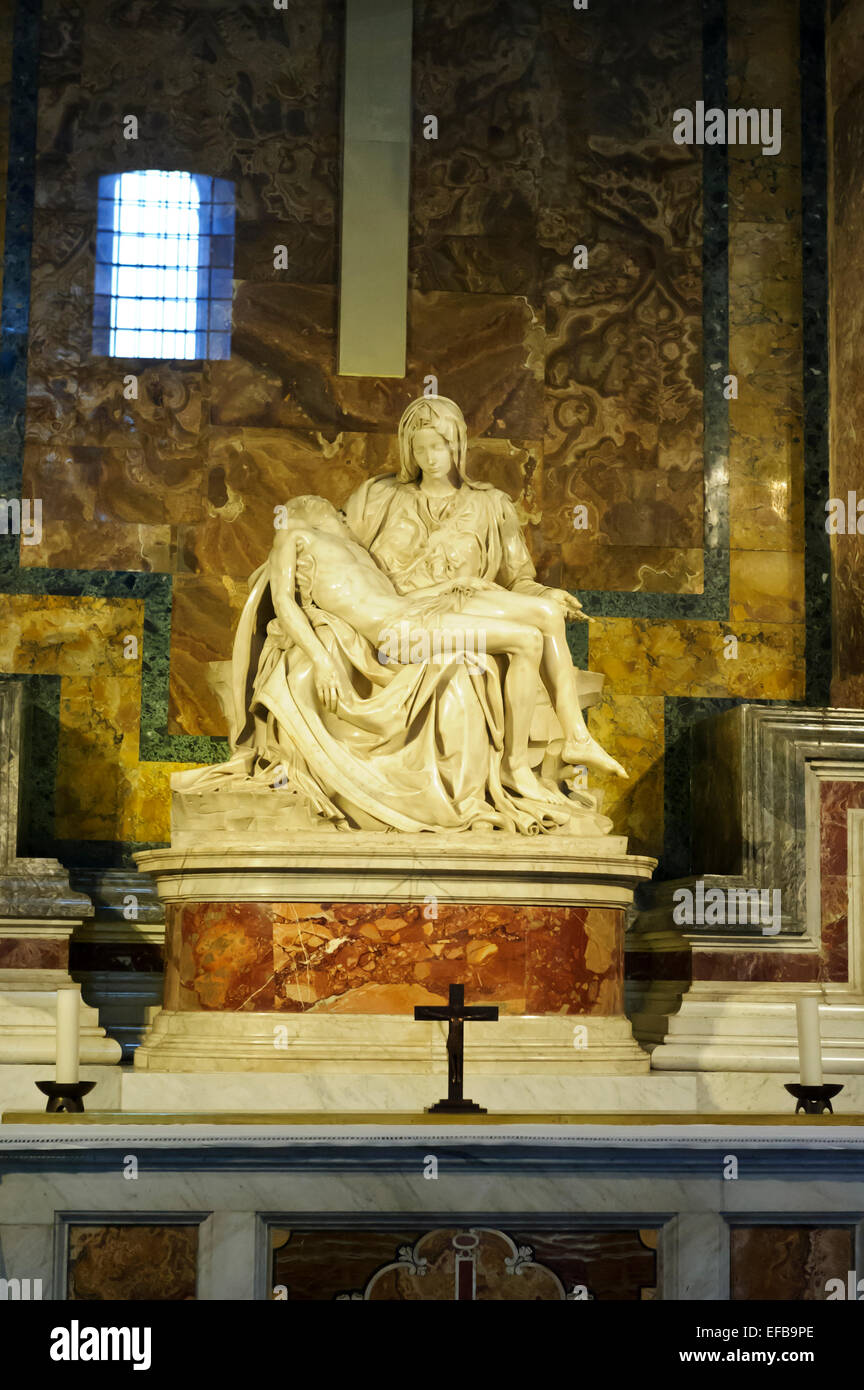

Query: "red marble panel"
(0, 935), (67, 970)
(694, 951), (819, 983)
(172, 901), (275, 1011)
(163, 900), (628, 1017)
(819, 779), (864, 983)
(526, 907), (624, 1015)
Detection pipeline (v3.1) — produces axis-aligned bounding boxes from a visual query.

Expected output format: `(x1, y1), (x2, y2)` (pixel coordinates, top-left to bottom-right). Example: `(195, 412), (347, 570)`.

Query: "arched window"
(92, 170), (234, 360)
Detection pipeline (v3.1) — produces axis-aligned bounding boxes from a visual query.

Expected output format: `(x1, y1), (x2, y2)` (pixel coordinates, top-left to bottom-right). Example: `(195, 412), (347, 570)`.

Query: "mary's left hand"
(541, 587), (590, 621)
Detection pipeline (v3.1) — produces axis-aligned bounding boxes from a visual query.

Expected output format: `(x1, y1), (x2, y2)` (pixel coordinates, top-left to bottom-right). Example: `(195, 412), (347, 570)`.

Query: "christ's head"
(280, 495), (350, 537)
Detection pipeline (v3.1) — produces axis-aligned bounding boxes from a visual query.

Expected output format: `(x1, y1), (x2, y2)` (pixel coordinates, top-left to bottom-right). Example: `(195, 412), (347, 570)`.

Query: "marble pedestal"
(134, 834), (656, 1079)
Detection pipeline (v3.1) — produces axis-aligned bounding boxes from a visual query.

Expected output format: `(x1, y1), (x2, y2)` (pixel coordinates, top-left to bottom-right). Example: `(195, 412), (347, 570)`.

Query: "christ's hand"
(312, 650), (344, 712)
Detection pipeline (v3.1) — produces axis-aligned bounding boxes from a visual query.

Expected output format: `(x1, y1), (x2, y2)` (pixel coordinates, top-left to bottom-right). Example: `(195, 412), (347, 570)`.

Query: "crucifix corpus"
(414, 983), (499, 1114)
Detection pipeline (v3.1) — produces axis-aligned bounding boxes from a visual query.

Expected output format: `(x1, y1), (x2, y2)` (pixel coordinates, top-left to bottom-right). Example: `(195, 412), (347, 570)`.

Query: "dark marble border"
(800, 0), (832, 706)
(0, 0), (39, 496)
(3, 1138), (864, 1178)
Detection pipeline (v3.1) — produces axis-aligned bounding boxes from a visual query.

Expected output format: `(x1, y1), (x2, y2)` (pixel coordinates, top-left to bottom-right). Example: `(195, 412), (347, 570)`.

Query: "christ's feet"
(562, 734), (628, 780)
(500, 758), (554, 801)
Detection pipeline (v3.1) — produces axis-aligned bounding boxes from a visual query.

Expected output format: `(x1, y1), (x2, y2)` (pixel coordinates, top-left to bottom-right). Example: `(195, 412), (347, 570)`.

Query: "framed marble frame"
(52, 1210), (209, 1302)
(254, 1211), (667, 1302)
(693, 706), (864, 935)
(724, 1213), (864, 1303)
(804, 769), (864, 996)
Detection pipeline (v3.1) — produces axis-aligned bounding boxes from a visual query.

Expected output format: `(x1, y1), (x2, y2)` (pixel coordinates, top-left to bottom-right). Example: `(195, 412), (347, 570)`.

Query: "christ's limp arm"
(268, 531), (328, 662)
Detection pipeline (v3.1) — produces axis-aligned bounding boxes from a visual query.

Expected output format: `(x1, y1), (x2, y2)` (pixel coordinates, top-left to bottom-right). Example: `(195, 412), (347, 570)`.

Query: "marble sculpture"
(175, 395), (626, 836)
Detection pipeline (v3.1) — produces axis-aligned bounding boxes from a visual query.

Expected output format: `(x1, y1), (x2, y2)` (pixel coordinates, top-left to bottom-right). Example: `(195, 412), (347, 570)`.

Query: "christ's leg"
(430, 613), (550, 799)
(458, 592), (627, 779)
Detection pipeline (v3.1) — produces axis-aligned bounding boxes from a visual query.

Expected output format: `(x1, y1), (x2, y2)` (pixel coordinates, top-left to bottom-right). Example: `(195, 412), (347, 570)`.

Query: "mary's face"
(411, 426), (456, 482)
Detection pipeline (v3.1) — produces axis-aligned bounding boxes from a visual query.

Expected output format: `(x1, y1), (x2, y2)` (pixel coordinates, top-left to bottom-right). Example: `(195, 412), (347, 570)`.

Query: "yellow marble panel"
(0, 594), (143, 677)
(588, 618), (805, 700)
(55, 676), (141, 841)
(729, 549), (805, 623)
(119, 760), (201, 845)
(585, 693), (665, 860)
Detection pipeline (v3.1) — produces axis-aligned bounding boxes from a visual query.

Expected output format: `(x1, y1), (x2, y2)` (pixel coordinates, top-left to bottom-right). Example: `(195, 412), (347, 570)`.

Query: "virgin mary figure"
(343, 395), (625, 784)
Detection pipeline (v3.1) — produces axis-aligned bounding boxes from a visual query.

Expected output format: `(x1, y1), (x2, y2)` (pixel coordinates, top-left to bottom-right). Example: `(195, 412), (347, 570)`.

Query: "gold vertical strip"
(338, 0), (413, 378)
(727, 0), (804, 582)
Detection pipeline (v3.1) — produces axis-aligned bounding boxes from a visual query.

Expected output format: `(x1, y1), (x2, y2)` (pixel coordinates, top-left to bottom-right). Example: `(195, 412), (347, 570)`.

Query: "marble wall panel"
(536, 0), (704, 597)
(587, 693), (666, 861)
(223, 282), (543, 438)
(689, 767), (856, 980)
(589, 619), (805, 700)
(730, 1226), (853, 1301)
(411, 0), (541, 241)
(818, 779), (864, 983)
(0, 934), (67, 970)
(271, 1223), (656, 1300)
(164, 900), (626, 1017)
(67, 1222), (198, 1300)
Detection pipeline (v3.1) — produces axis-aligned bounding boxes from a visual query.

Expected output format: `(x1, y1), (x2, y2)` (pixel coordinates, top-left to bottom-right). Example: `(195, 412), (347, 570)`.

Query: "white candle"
(796, 995), (823, 1087)
(55, 984), (81, 1085)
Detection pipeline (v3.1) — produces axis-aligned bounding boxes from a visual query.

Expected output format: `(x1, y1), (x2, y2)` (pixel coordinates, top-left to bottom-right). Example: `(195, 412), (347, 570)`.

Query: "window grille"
(92, 170), (234, 360)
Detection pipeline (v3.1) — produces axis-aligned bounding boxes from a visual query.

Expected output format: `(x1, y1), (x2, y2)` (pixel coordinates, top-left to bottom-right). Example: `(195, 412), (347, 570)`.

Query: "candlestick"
(55, 983), (81, 1085)
(796, 995), (823, 1087)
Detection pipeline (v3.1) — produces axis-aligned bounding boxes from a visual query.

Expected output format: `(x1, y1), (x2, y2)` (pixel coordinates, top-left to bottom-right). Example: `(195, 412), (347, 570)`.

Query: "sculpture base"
(132, 1011), (650, 1074)
(134, 835), (656, 1075)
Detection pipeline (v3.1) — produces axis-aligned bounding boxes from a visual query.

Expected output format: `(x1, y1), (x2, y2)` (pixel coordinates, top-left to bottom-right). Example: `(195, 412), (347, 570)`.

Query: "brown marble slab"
(67, 1223), (198, 1301)
(731, 1226), (853, 1301)
(0, 934), (67, 970)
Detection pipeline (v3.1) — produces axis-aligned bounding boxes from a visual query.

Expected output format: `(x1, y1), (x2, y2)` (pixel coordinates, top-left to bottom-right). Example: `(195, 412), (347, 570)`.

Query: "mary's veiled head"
(397, 395), (472, 484)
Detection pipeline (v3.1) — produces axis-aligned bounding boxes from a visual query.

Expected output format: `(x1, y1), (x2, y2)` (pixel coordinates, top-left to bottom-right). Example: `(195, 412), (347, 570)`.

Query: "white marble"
(135, 833), (652, 908)
(0, 1063), (121, 1115)
(647, 993), (864, 1073)
(0, 1222), (54, 1297)
(119, 1066), (864, 1114)
(132, 1010), (650, 1076)
(0, 992), (122, 1066)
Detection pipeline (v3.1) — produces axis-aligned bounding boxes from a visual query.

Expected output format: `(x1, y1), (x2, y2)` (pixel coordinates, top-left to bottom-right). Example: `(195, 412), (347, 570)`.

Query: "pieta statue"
(175, 395), (626, 838)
